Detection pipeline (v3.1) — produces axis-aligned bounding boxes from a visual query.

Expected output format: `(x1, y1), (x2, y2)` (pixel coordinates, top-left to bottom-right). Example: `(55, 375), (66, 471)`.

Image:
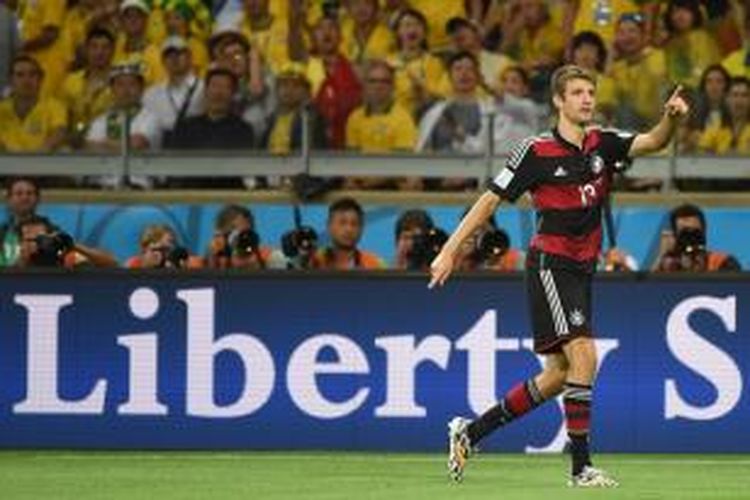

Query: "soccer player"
(429, 65), (689, 487)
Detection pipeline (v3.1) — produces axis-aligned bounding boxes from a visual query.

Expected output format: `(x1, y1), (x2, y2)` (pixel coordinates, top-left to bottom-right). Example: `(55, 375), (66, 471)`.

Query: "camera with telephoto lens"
(152, 245), (189, 268)
(477, 228), (510, 265)
(32, 231), (75, 267)
(226, 229), (261, 257)
(281, 226), (318, 259)
(675, 227), (706, 256)
(406, 227), (448, 270)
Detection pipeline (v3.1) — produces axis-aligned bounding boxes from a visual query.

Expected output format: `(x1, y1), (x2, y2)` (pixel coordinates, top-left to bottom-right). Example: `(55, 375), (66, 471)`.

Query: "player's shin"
(466, 378), (547, 445)
(563, 382), (593, 476)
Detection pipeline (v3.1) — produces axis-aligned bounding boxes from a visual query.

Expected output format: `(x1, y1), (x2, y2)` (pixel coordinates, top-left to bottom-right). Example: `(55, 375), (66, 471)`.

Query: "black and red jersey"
(489, 127), (635, 267)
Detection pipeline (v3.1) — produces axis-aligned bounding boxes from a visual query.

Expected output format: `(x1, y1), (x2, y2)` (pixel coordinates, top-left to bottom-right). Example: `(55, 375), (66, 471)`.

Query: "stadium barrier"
(0, 271), (748, 452)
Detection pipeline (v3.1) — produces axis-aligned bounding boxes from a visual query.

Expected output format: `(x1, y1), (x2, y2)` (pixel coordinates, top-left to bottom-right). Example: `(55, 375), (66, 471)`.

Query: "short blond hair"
(550, 65), (597, 98)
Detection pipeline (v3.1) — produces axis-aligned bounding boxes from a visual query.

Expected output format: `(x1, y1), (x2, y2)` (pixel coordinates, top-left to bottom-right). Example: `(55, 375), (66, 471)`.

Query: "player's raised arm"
(428, 190), (501, 289)
(628, 85), (690, 157)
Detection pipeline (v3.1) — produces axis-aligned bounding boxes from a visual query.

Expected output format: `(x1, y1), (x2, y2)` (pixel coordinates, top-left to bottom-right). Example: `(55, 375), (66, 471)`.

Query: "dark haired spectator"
(60, 28), (116, 148)
(500, 0), (565, 102)
(12, 0), (67, 97)
(697, 77), (750, 154)
(566, 31), (616, 123)
(342, 0), (393, 65)
(313, 197), (385, 270)
(210, 29), (276, 146)
(662, 0), (720, 89)
(205, 204), (282, 269)
(0, 178), (40, 267)
(0, 56), (67, 152)
(654, 204), (741, 272)
(289, 15), (363, 149)
(684, 64), (731, 149)
(408, 0), (467, 52)
(393, 208), (434, 269)
(62, 0), (120, 68)
(610, 13), (667, 129)
(387, 8), (447, 118)
(446, 16), (514, 96)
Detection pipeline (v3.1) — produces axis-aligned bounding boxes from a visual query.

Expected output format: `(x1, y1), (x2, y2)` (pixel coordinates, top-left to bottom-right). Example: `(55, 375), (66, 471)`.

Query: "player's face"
(328, 210), (362, 250)
(556, 78), (596, 125)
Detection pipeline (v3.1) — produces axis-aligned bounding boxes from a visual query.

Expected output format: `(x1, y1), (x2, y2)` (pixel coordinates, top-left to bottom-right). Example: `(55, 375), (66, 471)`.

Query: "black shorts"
(526, 263), (593, 354)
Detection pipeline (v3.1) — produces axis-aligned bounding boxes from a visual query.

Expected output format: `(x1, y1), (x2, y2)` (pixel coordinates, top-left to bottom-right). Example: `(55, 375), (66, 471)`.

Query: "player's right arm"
(429, 191), (501, 288)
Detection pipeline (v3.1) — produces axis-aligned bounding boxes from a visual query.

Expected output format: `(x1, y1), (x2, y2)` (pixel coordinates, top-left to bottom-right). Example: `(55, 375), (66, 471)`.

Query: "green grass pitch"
(1, 452), (749, 499)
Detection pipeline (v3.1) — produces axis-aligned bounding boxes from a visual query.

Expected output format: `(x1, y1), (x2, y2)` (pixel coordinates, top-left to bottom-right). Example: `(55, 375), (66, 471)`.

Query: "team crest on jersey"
(569, 309), (586, 327)
(589, 155), (604, 175)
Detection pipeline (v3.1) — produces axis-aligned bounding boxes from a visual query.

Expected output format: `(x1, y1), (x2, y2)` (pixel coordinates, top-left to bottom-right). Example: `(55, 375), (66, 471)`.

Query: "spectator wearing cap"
(210, 29), (276, 146)
(341, 0), (394, 65)
(500, 0), (565, 101)
(445, 16), (515, 96)
(143, 36), (205, 145)
(85, 64), (161, 157)
(160, 0), (211, 77)
(11, 0), (68, 98)
(610, 12), (667, 129)
(263, 63), (327, 154)
(216, 0), (290, 75)
(565, 31), (616, 123)
(60, 28), (116, 148)
(289, 15), (362, 149)
(561, 0), (642, 47)
(0, 56), (67, 153)
(409, 0), (467, 53)
(114, 0), (162, 86)
(387, 8), (447, 118)
(662, 0), (720, 89)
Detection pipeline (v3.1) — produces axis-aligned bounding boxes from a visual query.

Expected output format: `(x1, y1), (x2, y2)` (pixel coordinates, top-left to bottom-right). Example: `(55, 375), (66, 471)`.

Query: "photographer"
(125, 224), (202, 269)
(1, 177), (40, 267)
(454, 212), (524, 272)
(312, 197), (385, 270)
(393, 209), (449, 271)
(281, 224), (320, 270)
(16, 215), (117, 268)
(205, 204), (284, 270)
(654, 204), (741, 272)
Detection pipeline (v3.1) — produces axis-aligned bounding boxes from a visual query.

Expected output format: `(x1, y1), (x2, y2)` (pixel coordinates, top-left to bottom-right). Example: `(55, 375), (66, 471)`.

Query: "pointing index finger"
(669, 84), (684, 101)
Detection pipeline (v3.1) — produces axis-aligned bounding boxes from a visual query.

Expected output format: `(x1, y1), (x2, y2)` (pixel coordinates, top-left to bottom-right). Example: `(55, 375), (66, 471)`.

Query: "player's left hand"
(664, 85), (689, 120)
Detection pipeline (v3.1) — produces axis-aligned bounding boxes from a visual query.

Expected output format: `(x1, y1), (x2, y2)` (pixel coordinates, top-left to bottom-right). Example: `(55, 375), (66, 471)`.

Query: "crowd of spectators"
(0, 0), (748, 176)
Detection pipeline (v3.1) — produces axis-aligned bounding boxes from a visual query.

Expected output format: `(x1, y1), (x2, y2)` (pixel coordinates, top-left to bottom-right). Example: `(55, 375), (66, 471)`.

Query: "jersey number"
(578, 184), (597, 207)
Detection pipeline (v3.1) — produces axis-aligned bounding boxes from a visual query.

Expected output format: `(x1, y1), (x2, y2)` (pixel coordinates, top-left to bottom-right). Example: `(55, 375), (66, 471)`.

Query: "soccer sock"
(563, 382), (593, 476)
(467, 379), (546, 445)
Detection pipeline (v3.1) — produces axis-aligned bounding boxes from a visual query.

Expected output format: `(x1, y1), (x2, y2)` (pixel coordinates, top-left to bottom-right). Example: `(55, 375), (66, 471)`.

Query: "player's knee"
(564, 336), (598, 378)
